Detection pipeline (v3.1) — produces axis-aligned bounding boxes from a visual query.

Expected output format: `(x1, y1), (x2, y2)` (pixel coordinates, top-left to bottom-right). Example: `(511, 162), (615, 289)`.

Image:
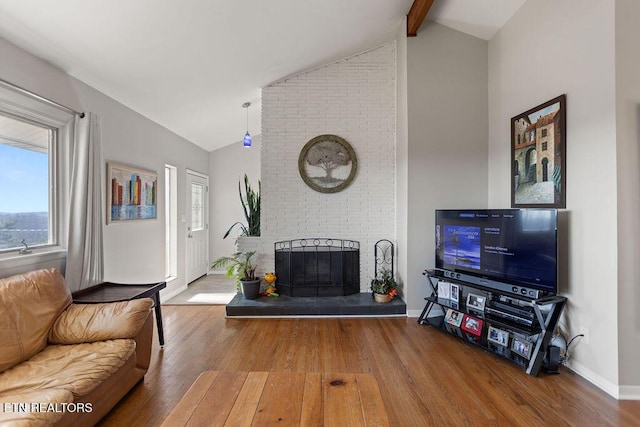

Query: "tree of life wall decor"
(298, 134), (358, 193)
(511, 94), (566, 208)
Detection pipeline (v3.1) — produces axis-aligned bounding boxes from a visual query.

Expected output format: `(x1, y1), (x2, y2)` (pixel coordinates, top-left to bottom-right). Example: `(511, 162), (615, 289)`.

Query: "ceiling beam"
(407, 0), (435, 37)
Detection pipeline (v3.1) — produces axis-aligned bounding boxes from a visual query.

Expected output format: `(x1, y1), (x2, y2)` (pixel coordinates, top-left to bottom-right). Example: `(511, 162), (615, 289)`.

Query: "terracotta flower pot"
(374, 293), (391, 303)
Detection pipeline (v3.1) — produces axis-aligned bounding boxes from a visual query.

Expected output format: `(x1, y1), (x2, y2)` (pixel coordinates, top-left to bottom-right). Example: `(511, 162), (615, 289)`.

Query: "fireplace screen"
(274, 239), (360, 297)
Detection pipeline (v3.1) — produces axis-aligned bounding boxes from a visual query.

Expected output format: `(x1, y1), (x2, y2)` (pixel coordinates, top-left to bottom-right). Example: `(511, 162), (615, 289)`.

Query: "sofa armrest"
(48, 298), (153, 344)
(134, 311), (153, 371)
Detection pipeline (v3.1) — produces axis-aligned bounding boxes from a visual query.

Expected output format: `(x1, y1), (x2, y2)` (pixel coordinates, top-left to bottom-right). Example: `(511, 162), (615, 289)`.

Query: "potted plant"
(370, 268), (397, 303)
(211, 251), (261, 299)
(224, 174), (261, 239)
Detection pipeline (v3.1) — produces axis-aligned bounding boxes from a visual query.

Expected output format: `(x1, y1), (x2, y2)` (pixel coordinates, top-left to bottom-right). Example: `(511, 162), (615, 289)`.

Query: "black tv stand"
(418, 269), (566, 376)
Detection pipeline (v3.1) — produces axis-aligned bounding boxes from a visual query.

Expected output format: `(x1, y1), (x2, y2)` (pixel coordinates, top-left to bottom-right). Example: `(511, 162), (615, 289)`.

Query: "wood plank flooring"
(99, 306), (640, 426)
(161, 371), (389, 426)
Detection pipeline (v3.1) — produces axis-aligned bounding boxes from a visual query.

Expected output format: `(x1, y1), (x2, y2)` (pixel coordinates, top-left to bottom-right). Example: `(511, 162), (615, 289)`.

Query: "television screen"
(435, 209), (558, 294)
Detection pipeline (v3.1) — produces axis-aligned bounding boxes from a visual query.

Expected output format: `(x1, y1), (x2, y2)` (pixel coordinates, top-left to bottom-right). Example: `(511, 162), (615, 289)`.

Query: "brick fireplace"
(258, 42), (397, 291)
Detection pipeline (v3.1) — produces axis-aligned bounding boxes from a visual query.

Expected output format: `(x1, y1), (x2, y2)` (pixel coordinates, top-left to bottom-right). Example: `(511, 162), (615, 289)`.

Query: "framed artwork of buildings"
(511, 94), (566, 208)
(107, 162), (158, 223)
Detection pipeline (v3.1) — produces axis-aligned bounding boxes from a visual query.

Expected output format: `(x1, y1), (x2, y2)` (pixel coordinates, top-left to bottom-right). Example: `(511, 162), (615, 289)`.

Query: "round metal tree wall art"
(298, 134), (358, 193)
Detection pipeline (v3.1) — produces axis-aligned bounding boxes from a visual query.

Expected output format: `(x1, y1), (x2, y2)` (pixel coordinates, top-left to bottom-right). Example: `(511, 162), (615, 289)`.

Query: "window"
(542, 142), (548, 151)
(0, 80), (74, 262)
(191, 182), (205, 231)
(541, 129), (548, 137)
(165, 165), (177, 279)
(0, 113), (56, 252)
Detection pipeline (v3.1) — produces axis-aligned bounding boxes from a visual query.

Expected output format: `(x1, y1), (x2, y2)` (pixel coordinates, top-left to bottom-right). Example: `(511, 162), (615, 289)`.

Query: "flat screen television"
(435, 209), (558, 296)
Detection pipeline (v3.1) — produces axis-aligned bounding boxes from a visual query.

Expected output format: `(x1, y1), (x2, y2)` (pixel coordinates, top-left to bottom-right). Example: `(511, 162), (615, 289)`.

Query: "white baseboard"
(567, 360), (640, 400)
(618, 386), (640, 400)
(160, 283), (187, 302)
(408, 306), (445, 319)
(565, 360), (621, 399)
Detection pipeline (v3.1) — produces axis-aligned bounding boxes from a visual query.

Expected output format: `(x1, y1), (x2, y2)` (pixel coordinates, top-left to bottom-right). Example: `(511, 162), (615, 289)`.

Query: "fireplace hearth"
(275, 238), (360, 297)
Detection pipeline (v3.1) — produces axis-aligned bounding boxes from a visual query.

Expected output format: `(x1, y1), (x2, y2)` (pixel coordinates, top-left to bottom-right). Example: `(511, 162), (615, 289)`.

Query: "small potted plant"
(370, 268), (397, 303)
(211, 251), (261, 299)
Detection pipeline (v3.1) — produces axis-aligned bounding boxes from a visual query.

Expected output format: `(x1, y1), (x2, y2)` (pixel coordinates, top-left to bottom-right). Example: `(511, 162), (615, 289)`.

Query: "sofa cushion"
(0, 269), (72, 373)
(0, 340), (136, 398)
(49, 298), (153, 344)
(0, 388), (74, 426)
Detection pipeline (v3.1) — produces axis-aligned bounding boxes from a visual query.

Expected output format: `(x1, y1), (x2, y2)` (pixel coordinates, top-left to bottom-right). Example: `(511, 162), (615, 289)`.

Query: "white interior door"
(186, 170), (209, 284)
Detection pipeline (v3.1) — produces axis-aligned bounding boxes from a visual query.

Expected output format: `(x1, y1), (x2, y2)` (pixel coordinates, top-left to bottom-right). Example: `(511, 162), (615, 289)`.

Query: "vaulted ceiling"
(0, 0), (525, 151)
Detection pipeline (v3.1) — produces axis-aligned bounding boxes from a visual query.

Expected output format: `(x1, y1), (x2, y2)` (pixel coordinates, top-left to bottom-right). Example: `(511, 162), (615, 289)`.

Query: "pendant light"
(242, 102), (252, 147)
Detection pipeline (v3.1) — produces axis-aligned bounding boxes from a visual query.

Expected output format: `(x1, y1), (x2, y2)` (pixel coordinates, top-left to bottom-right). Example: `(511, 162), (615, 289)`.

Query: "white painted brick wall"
(255, 42), (397, 292)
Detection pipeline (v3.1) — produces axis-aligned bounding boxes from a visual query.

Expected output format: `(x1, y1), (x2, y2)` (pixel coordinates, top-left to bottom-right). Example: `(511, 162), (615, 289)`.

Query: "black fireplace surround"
(274, 238), (360, 297)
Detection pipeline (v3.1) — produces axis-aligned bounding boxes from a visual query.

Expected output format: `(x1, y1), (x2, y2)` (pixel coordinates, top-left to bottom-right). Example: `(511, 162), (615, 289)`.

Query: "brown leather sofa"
(0, 268), (154, 426)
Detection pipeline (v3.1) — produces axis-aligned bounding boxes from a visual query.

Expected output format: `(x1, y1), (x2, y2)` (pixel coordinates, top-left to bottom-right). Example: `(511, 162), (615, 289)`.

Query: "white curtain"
(65, 113), (104, 291)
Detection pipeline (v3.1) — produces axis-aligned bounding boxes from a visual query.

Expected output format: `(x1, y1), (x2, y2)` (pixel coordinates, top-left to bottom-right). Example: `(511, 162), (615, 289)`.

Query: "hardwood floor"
(100, 306), (640, 426)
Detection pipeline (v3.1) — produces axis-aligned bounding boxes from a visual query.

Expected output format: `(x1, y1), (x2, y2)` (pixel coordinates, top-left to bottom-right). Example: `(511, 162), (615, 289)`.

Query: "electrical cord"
(560, 333), (585, 365)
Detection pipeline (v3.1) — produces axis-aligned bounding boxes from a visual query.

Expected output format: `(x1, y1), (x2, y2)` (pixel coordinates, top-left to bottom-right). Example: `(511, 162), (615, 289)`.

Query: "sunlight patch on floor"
(187, 293), (236, 304)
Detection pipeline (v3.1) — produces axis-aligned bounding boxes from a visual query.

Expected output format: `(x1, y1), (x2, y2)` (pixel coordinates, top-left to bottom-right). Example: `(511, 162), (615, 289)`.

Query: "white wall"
(405, 22), (488, 314)
(209, 135), (261, 263)
(396, 18), (409, 298)
(488, 0), (619, 393)
(615, 0), (640, 395)
(0, 37), (209, 297)
(260, 43), (397, 290)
